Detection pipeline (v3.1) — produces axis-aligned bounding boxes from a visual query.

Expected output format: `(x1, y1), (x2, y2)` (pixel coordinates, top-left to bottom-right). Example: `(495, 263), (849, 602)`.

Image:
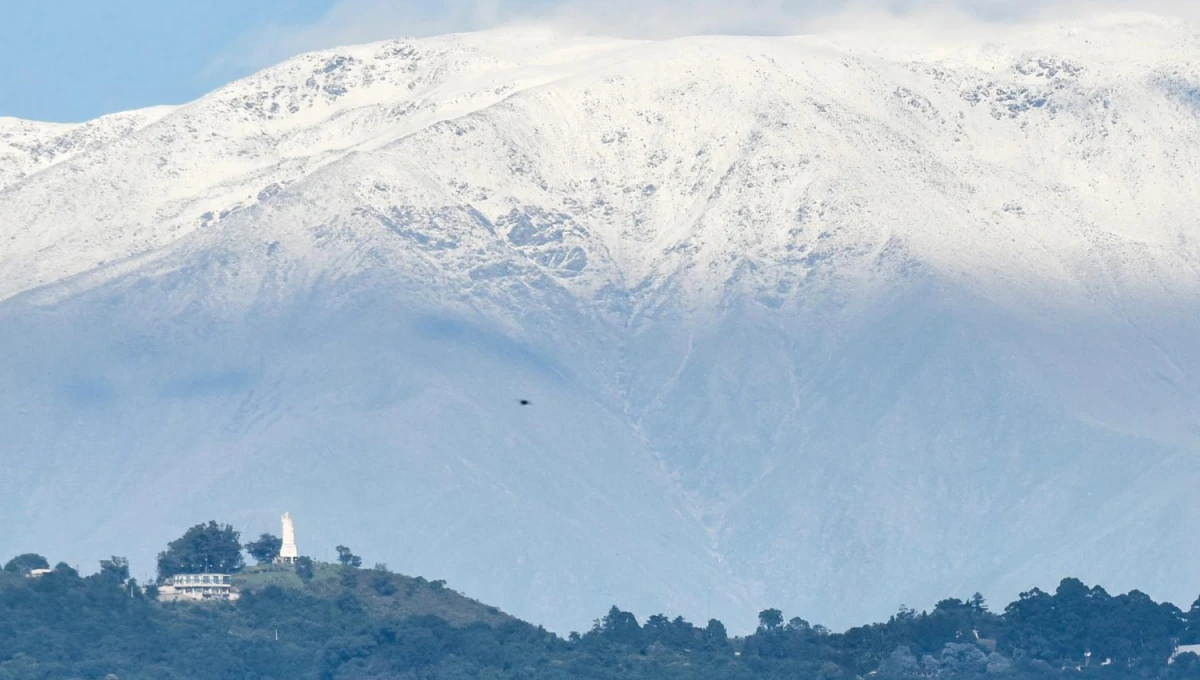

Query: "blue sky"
(0, 0), (335, 122)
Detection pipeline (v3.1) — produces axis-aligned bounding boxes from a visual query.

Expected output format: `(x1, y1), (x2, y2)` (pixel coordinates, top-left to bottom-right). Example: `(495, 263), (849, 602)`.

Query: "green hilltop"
(233, 562), (511, 628)
(5, 523), (1200, 680)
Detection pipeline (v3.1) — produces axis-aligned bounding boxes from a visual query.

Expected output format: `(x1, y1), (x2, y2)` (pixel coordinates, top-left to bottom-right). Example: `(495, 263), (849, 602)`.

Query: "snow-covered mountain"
(2, 15), (1200, 632)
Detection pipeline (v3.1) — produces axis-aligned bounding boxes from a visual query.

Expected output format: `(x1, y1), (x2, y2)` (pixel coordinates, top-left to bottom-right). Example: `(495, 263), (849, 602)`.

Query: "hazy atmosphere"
(3, 2), (1200, 678)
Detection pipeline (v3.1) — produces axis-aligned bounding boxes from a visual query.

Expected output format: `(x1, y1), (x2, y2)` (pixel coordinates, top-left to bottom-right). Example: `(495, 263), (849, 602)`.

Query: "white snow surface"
(2, 16), (1200, 632)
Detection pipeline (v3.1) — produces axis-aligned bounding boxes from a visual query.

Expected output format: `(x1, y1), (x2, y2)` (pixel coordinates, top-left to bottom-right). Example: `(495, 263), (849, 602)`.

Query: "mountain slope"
(2, 15), (1199, 632)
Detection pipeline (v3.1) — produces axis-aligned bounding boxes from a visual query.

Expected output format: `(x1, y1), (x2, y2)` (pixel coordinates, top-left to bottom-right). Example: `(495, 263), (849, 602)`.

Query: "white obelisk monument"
(278, 512), (299, 564)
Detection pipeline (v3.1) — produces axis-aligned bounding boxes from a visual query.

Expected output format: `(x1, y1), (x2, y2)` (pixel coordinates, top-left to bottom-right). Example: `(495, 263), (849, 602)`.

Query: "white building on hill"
(157, 573), (239, 602)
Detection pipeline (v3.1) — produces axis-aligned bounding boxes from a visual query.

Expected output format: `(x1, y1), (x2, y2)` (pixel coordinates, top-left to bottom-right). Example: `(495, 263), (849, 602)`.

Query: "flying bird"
(519, 399), (531, 406)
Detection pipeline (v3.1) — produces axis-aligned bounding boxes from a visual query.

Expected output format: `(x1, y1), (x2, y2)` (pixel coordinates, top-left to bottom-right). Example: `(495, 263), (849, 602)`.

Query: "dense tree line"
(5, 521), (1200, 679)
(4, 556), (1200, 680)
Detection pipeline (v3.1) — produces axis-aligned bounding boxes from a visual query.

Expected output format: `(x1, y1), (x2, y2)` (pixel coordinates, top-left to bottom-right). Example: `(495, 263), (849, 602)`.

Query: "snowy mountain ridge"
(5, 16), (1199, 306)
(0, 29), (644, 299)
(2, 15), (1200, 633)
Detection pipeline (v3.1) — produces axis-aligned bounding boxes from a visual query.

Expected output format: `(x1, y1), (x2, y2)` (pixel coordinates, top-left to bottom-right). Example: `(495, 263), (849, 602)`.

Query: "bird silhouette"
(519, 399), (531, 406)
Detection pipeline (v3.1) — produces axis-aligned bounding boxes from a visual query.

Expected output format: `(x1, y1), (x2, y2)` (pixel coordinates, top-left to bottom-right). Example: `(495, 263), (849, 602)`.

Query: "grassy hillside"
(234, 563), (510, 627)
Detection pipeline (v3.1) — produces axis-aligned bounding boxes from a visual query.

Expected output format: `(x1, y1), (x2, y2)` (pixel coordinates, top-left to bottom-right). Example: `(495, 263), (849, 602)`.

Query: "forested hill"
(3, 561), (1200, 680)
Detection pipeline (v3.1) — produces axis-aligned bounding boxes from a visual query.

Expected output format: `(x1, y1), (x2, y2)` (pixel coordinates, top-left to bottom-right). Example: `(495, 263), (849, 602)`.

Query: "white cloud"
(209, 0), (1200, 76)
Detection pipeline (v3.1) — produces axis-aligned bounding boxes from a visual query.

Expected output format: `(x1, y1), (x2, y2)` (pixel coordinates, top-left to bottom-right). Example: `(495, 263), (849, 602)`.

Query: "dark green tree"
(593, 606), (641, 645)
(878, 646), (921, 677)
(52, 562), (78, 578)
(370, 566), (397, 596)
(1186, 595), (1200, 643)
(3, 553), (49, 575)
(98, 556), (129, 582)
(970, 592), (988, 612)
(370, 575), (397, 596)
(295, 556), (314, 581)
(335, 545), (362, 568)
(245, 533), (282, 565)
(156, 521), (244, 580)
(705, 618), (728, 645)
(939, 642), (988, 678)
(758, 608), (784, 631)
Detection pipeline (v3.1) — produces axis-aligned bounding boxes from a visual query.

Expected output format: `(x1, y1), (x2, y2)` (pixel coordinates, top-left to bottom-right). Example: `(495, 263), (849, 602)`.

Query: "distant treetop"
(3, 553), (49, 576)
(156, 521), (244, 581)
